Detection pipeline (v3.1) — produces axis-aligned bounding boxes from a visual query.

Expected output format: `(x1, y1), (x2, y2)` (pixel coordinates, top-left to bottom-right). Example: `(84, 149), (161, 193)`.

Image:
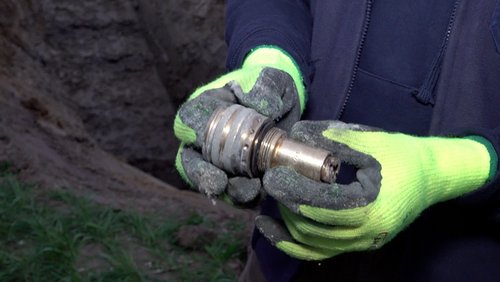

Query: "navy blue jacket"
(226, 0), (500, 280)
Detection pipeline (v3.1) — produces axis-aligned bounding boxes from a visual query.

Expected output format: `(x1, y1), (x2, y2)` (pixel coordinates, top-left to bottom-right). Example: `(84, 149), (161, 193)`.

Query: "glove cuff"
(465, 135), (498, 182)
(243, 46), (306, 113)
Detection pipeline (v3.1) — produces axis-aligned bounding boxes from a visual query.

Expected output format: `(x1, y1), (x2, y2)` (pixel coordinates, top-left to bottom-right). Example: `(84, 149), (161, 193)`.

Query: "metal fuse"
(202, 104), (340, 183)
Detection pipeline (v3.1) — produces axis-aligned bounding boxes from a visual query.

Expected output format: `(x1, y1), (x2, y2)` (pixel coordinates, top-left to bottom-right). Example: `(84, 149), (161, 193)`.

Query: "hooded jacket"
(226, 0), (500, 280)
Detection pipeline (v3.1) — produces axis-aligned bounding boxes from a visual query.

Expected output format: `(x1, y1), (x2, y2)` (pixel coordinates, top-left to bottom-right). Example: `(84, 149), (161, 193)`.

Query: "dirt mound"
(0, 0), (251, 223)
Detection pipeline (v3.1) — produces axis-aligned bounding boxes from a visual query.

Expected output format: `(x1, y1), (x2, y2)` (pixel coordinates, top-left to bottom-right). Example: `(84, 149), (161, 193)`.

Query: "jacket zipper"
(337, 0), (374, 119)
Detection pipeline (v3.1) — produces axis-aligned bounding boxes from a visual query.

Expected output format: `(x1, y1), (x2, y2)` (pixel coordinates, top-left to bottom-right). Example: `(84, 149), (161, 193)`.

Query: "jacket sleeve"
(225, 0), (313, 86)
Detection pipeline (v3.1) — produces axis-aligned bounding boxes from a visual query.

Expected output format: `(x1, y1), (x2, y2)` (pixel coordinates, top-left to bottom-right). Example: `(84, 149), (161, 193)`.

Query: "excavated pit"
(0, 0), (251, 221)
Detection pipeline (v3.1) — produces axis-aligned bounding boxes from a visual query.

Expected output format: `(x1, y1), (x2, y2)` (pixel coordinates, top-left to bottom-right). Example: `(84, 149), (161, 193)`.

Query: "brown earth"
(0, 0), (254, 231)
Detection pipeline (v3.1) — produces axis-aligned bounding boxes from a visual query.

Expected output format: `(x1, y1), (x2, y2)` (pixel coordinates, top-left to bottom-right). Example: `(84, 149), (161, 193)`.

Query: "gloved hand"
(173, 46), (305, 205)
(256, 120), (496, 260)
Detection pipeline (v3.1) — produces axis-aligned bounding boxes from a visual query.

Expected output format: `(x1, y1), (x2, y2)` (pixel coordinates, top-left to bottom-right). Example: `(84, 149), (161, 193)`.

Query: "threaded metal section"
(203, 104), (340, 183)
(257, 127), (287, 173)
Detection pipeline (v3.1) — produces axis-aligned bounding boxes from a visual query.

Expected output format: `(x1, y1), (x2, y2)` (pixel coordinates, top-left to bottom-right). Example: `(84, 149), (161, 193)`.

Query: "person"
(174, 1), (500, 281)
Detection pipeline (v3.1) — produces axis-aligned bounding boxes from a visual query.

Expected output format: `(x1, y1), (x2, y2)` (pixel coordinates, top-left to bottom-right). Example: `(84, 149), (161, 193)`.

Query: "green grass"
(0, 163), (246, 281)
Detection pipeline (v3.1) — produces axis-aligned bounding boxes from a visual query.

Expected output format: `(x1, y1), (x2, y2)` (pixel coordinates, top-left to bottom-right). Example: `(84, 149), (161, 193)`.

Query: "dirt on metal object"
(203, 104), (341, 184)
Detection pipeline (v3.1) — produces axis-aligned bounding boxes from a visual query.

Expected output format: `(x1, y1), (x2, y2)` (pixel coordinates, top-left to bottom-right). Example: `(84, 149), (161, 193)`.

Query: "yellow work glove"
(173, 46), (305, 205)
(256, 120), (497, 260)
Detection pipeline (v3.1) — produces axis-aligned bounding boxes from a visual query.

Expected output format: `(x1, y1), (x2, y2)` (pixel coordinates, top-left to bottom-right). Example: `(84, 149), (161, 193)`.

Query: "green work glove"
(173, 46), (305, 205)
(256, 120), (497, 260)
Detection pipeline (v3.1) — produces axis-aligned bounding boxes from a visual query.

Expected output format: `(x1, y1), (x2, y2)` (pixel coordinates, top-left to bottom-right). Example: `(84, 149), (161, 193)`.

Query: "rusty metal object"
(203, 104), (340, 183)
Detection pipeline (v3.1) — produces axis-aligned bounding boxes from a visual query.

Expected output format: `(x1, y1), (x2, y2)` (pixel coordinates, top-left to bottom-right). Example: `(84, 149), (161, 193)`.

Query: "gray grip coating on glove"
(181, 147), (262, 205)
(263, 121), (382, 213)
(255, 215), (295, 243)
(177, 67), (302, 204)
(178, 67), (301, 148)
(179, 87), (236, 147)
(181, 147), (228, 197)
(227, 177), (262, 205)
(228, 67), (301, 131)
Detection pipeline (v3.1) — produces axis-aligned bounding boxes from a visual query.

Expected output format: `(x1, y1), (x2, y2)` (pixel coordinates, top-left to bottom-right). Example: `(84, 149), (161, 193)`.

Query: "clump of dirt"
(176, 225), (217, 249)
